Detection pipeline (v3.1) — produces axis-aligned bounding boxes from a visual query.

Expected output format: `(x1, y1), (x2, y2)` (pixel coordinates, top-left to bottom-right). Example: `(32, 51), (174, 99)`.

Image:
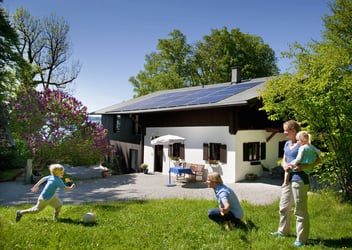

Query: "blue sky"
(3, 0), (331, 112)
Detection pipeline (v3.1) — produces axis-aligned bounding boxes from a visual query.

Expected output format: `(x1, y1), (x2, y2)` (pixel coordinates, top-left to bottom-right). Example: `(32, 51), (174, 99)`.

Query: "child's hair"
(207, 172), (223, 185)
(49, 164), (65, 176)
(296, 131), (311, 145)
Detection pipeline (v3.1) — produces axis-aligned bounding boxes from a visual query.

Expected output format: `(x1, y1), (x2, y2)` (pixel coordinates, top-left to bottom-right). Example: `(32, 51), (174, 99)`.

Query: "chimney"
(231, 67), (241, 84)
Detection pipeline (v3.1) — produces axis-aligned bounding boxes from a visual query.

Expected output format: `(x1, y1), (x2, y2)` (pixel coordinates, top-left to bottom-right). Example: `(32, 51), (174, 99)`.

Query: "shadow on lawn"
(58, 217), (98, 227)
(309, 237), (352, 248)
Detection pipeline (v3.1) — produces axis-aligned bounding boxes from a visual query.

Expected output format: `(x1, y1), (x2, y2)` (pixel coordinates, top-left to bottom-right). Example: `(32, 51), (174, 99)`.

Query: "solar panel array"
(112, 81), (262, 112)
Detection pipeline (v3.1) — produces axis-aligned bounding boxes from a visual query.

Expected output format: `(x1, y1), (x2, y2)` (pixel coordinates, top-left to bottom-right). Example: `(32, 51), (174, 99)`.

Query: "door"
(154, 145), (163, 172)
(129, 149), (138, 172)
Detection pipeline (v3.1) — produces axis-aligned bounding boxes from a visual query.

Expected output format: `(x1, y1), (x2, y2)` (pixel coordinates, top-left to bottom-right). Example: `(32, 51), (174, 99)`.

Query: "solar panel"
(112, 80), (262, 112)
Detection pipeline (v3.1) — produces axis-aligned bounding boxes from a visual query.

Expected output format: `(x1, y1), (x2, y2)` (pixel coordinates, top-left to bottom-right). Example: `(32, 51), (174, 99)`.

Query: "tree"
(193, 27), (279, 84)
(2, 7), (110, 168)
(130, 27), (279, 97)
(9, 87), (110, 167)
(130, 30), (192, 97)
(0, 6), (30, 103)
(11, 7), (81, 89)
(259, 0), (352, 199)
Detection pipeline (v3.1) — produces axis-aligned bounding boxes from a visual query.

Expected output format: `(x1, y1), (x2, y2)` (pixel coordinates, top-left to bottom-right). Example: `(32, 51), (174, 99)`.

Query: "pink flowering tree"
(9, 88), (110, 167)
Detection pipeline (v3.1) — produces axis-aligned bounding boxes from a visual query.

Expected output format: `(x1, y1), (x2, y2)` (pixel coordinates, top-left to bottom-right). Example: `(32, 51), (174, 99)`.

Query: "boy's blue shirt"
(40, 175), (66, 200)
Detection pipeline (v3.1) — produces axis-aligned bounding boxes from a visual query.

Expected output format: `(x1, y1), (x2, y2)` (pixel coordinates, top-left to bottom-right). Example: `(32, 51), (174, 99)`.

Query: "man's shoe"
(293, 241), (303, 247)
(270, 231), (284, 237)
(16, 210), (22, 222)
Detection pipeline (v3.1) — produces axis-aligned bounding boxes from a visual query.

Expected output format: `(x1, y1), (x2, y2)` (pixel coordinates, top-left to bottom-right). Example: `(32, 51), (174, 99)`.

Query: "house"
(92, 68), (286, 183)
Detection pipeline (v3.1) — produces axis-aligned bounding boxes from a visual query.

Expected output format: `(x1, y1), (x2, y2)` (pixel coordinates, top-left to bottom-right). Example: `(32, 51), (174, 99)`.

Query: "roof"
(92, 77), (270, 115)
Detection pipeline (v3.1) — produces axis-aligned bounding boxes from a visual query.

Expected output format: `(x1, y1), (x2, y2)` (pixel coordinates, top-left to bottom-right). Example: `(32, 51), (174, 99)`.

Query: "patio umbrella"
(151, 134), (185, 145)
(151, 134), (185, 187)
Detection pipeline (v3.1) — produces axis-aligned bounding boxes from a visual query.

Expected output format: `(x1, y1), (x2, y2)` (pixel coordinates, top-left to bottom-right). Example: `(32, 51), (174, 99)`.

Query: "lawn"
(1, 190), (351, 249)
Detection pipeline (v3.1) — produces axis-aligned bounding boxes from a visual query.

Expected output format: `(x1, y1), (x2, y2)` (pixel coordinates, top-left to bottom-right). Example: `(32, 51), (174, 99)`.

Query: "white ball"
(83, 212), (96, 224)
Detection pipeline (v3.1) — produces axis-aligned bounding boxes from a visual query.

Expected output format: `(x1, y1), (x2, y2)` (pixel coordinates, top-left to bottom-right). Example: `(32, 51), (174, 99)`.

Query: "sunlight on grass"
(1, 193), (351, 249)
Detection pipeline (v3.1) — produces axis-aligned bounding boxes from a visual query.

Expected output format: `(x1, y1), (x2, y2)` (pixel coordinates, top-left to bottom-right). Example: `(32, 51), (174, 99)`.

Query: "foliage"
(259, 0), (352, 199)
(0, 7), (30, 103)
(130, 27), (279, 97)
(11, 7), (81, 89)
(140, 163), (148, 169)
(0, 140), (30, 169)
(207, 159), (219, 165)
(170, 156), (180, 161)
(1, 193), (352, 249)
(8, 87), (110, 167)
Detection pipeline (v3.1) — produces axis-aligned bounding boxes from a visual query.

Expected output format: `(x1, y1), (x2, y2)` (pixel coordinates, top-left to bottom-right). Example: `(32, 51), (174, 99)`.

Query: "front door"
(154, 145), (163, 172)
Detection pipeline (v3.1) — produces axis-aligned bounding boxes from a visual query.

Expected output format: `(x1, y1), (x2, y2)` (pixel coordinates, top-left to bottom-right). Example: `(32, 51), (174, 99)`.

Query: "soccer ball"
(83, 212), (96, 224)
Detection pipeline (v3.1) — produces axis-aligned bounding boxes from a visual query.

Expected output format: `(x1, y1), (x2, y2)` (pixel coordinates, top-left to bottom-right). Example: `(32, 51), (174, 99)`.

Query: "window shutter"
(220, 144), (227, 163)
(180, 144), (185, 159)
(168, 145), (172, 157)
(260, 142), (266, 160)
(203, 143), (209, 160)
(243, 143), (249, 161)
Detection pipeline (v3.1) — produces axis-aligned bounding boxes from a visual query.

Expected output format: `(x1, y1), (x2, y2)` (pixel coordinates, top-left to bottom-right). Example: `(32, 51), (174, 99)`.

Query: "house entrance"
(154, 145), (163, 172)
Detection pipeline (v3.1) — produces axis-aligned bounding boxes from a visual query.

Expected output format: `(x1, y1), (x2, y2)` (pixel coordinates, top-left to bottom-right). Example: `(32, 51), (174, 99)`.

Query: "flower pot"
(101, 170), (111, 178)
(143, 169), (149, 174)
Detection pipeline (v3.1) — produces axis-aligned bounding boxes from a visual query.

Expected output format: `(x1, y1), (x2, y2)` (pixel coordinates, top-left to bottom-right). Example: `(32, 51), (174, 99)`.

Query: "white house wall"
(144, 126), (285, 183)
(235, 130), (286, 182)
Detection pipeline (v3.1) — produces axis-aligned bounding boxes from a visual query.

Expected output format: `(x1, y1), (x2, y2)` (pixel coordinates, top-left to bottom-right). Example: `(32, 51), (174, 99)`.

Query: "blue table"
(165, 167), (193, 187)
(169, 167), (193, 181)
(169, 167), (193, 176)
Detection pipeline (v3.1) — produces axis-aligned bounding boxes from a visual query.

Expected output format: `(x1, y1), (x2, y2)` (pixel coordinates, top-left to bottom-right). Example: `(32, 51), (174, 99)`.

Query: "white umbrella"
(151, 134), (185, 187)
(151, 134), (185, 145)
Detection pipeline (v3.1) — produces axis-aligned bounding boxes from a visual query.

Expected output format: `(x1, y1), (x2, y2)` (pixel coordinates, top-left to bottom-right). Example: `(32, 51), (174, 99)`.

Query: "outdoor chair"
(190, 164), (205, 182)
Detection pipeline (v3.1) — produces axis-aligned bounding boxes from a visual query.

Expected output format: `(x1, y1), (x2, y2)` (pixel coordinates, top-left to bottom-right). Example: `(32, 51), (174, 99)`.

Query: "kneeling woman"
(207, 172), (246, 230)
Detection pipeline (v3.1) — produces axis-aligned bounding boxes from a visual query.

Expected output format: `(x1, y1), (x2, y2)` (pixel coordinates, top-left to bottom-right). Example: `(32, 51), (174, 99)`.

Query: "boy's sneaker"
(293, 241), (303, 247)
(270, 231), (284, 237)
(16, 210), (22, 222)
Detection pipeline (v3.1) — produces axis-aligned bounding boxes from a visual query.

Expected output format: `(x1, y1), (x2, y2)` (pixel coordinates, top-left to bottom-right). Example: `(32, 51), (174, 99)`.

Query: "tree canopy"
(11, 7), (81, 89)
(130, 27), (279, 97)
(0, 6), (30, 103)
(1, 6), (109, 168)
(259, 0), (352, 199)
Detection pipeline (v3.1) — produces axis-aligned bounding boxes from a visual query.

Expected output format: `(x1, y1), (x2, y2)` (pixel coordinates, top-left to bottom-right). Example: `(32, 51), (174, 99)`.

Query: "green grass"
(1, 192), (351, 249)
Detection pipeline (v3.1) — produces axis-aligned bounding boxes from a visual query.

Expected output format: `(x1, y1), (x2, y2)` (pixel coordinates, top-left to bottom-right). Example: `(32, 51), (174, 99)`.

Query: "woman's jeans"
(208, 208), (243, 226)
(278, 182), (310, 243)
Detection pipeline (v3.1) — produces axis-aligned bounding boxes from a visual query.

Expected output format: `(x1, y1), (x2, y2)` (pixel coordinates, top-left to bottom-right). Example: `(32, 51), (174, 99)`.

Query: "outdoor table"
(169, 166), (193, 180)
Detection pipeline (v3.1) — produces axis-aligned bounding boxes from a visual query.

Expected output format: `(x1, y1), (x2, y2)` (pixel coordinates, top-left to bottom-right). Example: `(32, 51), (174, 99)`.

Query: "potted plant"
(171, 156), (181, 166)
(100, 162), (112, 178)
(208, 159), (219, 165)
(140, 163), (148, 174)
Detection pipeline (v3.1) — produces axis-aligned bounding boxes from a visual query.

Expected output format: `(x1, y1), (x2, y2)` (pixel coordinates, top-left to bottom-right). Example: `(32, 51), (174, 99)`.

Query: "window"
(203, 143), (227, 163)
(243, 142), (266, 161)
(168, 143), (185, 159)
(130, 114), (141, 135)
(113, 115), (121, 133)
(132, 120), (140, 135)
(278, 141), (286, 158)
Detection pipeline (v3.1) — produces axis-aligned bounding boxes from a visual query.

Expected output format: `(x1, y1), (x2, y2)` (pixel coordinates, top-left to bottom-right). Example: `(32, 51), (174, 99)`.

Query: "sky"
(3, 0), (332, 113)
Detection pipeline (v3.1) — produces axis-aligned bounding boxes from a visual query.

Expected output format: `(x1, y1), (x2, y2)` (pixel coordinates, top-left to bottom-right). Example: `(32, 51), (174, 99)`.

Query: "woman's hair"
(284, 120), (301, 132)
(296, 131), (311, 145)
(207, 172), (223, 185)
(49, 164), (65, 176)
